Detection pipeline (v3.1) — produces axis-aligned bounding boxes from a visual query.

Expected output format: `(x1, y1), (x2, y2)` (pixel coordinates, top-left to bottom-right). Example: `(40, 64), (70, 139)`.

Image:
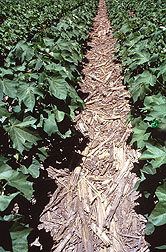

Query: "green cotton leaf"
(10, 222), (32, 252)
(150, 201), (166, 226)
(61, 51), (74, 63)
(140, 143), (166, 169)
(0, 101), (11, 118)
(0, 155), (10, 164)
(157, 60), (166, 82)
(133, 51), (150, 66)
(0, 192), (19, 211)
(143, 94), (166, 112)
(45, 63), (61, 72)
(67, 85), (84, 108)
(53, 105), (65, 122)
(15, 41), (34, 62)
(60, 129), (71, 139)
(0, 163), (14, 180)
(34, 59), (43, 71)
(142, 163), (157, 175)
(145, 221), (155, 235)
(155, 182), (166, 202)
(0, 68), (13, 78)
(145, 104), (166, 122)
(10, 116), (37, 129)
(19, 165), (29, 175)
(36, 147), (48, 162)
(17, 82), (43, 111)
(13, 105), (21, 113)
(0, 247), (10, 252)
(149, 182), (166, 227)
(28, 159), (40, 178)
(0, 79), (17, 98)
(130, 80), (151, 102)
(130, 49), (150, 69)
(134, 171), (146, 190)
(43, 37), (55, 47)
(131, 121), (150, 149)
(7, 171), (34, 200)
(134, 70), (156, 87)
(155, 245), (166, 250)
(49, 77), (68, 100)
(4, 117), (41, 154)
(0, 159), (33, 200)
(119, 23), (131, 34)
(44, 113), (59, 136)
(2, 213), (24, 222)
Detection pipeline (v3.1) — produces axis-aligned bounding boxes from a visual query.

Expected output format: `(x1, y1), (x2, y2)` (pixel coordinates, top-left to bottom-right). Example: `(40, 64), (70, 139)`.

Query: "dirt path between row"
(39, 0), (149, 251)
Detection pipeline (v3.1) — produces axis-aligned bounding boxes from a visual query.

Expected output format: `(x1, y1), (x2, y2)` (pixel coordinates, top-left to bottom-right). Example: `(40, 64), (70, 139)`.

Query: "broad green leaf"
(15, 41), (34, 62)
(61, 51), (74, 63)
(155, 245), (166, 250)
(0, 68), (13, 78)
(0, 247), (10, 252)
(28, 159), (40, 178)
(150, 183), (166, 226)
(142, 163), (157, 175)
(0, 192), (19, 211)
(34, 59), (43, 71)
(119, 23), (131, 34)
(150, 201), (166, 226)
(67, 85), (84, 106)
(10, 222), (32, 252)
(157, 60), (166, 82)
(5, 117), (40, 153)
(15, 116), (37, 128)
(19, 165), (29, 175)
(0, 101), (11, 118)
(145, 104), (166, 122)
(140, 144), (166, 169)
(60, 129), (71, 139)
(130, 80), (151, 102)
(0, 160), (33, 200)
(143, 94), (166, 112)
(134, 171), (146, 190)
(3, 213), (23, 222)
(43, 37), (55, 47)
(134, 70), (156, 87)
(36, 147), (48, 162)
(0, 155), (9, 164)
(0, 79), (17, 98)
(17, 82), (43, 111)
(49, 77), (68, 100)
(130, 50), (150, 69)
(155, 182), (166, 202)
(145, 221), (155, 235)
(0, 163), (14, 180)
(8, 171), (34, 200)
(53, 105), (65, 122)
(44, 113), (59, 136)
(131, 121), (150, 149)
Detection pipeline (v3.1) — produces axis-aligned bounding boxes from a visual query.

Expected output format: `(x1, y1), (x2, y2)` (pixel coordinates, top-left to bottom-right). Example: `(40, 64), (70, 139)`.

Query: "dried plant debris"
(39, 0), (149, 251)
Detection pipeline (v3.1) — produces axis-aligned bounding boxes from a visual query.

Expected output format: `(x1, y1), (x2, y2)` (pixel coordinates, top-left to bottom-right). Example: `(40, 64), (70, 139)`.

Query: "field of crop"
(1, 0), (166, 251)
(106, 0), (166, 250)
(0, 0), (98, 250)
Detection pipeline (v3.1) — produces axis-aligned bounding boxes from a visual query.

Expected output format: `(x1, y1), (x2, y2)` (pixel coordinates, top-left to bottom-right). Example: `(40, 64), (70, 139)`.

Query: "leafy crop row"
(0, 0), (99, 251)
(106, 0), (166, 250)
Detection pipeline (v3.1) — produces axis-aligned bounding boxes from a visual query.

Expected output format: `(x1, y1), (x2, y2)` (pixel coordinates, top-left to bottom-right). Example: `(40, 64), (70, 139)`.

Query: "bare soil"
(38, 0), (150, 251)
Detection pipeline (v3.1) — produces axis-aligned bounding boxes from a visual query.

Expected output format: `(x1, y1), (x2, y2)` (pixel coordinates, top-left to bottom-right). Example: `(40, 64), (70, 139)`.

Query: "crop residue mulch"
(39, 0), (149, 251)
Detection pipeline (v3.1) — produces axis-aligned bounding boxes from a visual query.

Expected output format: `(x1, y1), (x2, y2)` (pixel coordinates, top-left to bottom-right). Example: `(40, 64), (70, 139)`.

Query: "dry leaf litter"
(39, 0), (149, 251)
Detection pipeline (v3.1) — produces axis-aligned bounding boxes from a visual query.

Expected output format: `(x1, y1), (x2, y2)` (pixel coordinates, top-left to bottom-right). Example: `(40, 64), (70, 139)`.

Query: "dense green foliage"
(106, 0), (166, 250)
(0, 0), (98, 250)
